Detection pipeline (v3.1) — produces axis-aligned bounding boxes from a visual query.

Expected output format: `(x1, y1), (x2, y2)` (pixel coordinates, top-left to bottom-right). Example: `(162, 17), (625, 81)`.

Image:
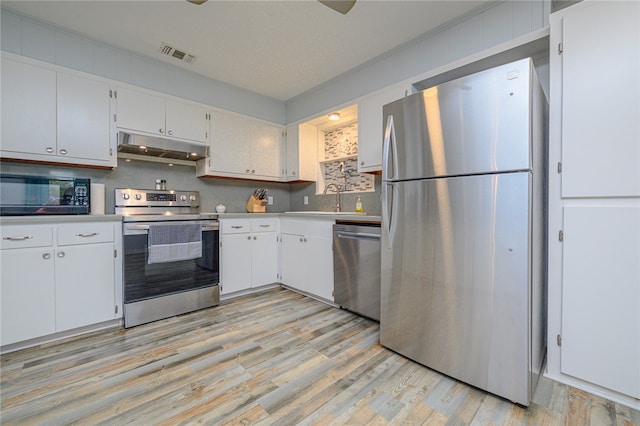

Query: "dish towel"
(148, 224), (202, 264)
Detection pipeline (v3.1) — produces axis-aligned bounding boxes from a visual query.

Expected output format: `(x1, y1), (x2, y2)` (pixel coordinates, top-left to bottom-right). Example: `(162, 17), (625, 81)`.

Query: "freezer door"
(380, 172), (533, 405)
(382, 58), (534, 181)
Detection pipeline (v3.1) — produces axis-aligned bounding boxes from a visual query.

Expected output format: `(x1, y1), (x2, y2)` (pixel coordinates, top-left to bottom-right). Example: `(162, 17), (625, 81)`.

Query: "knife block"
(246, 195), (267, 213)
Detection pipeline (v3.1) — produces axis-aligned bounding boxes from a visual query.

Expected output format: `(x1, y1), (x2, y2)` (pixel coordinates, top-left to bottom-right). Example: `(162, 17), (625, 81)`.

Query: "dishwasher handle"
(336, 230), (381, 241)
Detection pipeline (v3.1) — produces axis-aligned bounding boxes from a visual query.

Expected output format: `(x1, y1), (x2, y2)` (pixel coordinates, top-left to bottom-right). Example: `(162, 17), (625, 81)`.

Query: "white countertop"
(215, 212), (381, 223)
(0, 214), (123, 225)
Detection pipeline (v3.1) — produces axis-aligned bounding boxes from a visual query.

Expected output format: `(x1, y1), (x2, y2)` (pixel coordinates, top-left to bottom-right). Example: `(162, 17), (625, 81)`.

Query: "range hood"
(117, 132), (208, 161)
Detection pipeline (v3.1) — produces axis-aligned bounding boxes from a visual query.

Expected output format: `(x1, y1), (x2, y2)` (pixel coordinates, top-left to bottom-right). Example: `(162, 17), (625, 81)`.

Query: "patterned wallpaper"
(322, 123), (374, 193)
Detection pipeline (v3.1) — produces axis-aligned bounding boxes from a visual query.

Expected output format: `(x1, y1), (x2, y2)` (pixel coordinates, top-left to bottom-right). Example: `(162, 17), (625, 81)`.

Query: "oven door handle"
(125, 224), (219, 232)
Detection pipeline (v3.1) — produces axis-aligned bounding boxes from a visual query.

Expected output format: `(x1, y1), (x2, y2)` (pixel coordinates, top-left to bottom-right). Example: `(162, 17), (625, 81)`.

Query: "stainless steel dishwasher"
(333, 222), (381, 321)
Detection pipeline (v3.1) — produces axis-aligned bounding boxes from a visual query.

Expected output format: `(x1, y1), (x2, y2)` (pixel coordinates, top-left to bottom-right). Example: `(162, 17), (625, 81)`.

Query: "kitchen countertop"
(0, 212), (381, 225)
(215, 212), (381, 224)
(0, 214), (123, 225)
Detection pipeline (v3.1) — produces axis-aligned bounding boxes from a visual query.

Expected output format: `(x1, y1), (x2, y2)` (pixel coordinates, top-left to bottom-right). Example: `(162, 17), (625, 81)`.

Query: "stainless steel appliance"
(380, 58), (547, 406)
(0, 174), (90, 215)
(333, 222), (381, 321)
(116, 188), (219, 328)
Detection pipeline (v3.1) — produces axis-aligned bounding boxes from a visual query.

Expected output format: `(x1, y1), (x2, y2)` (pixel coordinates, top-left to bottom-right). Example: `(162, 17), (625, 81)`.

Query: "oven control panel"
(114, 189), (200, 208)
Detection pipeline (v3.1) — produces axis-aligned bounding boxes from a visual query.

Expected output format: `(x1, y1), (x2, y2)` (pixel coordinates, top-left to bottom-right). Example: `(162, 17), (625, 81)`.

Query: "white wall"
(0, 8), (286, 125)
(286, 0), (551, 123)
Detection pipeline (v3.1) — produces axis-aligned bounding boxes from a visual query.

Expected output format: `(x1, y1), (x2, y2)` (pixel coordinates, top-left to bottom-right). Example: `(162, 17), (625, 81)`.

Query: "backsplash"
(324, 123), (358, 158)
(322, 123), (374, 193)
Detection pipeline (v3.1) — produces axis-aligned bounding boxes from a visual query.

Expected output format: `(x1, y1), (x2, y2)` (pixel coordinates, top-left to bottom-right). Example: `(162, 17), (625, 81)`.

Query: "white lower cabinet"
(220, 218), (278, 295)
(280, 218), (334, 302)
(1, 248), (56, 345)
(0, 220), (121, 347)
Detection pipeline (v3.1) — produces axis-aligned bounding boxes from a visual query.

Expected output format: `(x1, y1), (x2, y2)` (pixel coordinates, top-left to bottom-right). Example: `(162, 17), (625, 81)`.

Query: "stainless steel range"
(115, 188), (219, 328)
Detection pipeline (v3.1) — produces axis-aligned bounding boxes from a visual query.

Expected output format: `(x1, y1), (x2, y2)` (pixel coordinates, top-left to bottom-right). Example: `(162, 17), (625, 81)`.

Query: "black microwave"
(0, 174), (90, 216)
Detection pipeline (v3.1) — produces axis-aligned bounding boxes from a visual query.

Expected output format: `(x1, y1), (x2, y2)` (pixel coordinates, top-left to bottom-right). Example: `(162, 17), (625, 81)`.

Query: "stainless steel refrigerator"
(380, 58), (547, 406)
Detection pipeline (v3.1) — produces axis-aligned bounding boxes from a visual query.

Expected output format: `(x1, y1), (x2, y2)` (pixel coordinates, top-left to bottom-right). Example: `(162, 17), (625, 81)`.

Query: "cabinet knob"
(253, 236), (257, 240)
(42, 253), (51, 260)
(159, 128), (164, 134)
(361, 160), (365, 166)
(251, 170), (255, 174)
(247, 236), (251, 240)
(57, 251), (65, 258)
(168, 130), (173, 135)
(59, 149), (67, 155)
(246, 169), (250, 173)
(46, 147), (54, 153)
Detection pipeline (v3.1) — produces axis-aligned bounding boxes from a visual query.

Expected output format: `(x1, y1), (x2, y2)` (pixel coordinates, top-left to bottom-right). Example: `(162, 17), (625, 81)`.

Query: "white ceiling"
(2, 0), (491, 101)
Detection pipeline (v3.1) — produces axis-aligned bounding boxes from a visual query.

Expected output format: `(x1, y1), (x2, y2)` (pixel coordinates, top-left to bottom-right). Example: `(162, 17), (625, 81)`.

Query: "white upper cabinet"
(357, 83), (409, 173)
(1, 55), (115, 168)
(198, 109), (283, 181)
(559, 2), (640, 198)
(1, 58), (57, 157)
(57, 73), (112, 163)
(115, 87), (209, 144)
(284, 123), (318, 181)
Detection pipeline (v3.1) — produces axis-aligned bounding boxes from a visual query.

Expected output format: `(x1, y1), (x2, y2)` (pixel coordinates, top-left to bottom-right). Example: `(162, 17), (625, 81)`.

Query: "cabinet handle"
(45, 147), (54, 153)
(76, 232), (99, 237)
(59, 149), (67, 155)
(231, 225), (244, 229)
(57, 251), (65, 258)
(168, 130), (173, 135)
(42, 253), (51, 260)
(259, 224), (270, 228)
(3, 236), (34, 241)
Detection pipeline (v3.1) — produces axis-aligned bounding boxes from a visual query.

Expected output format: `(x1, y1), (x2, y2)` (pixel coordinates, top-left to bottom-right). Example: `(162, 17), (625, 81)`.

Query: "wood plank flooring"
(1, 287), (639, 425)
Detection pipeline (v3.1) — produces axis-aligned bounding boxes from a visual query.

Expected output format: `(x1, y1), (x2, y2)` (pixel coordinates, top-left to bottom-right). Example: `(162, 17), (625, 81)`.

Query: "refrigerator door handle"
(381, 182), (397, 249)
(382, 114), (397, 181)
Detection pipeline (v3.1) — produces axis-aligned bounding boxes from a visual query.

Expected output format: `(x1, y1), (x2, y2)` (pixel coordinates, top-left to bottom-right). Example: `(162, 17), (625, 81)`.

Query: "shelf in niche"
(319, 154), (357, 165)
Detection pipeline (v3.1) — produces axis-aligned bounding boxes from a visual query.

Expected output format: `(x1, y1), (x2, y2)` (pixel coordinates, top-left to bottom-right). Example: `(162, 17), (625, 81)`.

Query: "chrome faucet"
(323, 183), (341, 212)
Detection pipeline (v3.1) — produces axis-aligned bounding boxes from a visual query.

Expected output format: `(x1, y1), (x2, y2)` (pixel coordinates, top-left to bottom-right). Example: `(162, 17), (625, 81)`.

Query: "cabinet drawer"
(57, 222), (114, 246)
(1, 225), (53, 249)
(221, 219), (250, 234)
(251, 218), (278, 232)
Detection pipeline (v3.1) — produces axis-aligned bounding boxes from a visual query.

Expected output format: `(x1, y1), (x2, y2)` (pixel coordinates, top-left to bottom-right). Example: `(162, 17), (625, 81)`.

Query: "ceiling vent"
(160, 43), (197, 64)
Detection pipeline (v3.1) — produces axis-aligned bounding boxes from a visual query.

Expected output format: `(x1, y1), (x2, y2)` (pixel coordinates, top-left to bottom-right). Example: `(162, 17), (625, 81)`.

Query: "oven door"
(122, 221), (219, 327)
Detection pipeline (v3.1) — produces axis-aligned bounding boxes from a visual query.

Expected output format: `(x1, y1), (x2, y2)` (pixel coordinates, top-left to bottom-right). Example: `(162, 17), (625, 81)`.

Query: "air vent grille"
(159, 43), (197, 64)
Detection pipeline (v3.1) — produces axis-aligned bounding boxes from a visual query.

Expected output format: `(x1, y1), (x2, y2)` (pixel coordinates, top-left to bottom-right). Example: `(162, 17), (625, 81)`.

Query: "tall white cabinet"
(548, 0), (640, 407)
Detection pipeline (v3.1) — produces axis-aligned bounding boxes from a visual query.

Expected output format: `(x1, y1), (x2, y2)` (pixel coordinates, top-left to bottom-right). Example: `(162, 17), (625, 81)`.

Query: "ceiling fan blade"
(186, 0), (207, 5)
(318, 0), (356, 15)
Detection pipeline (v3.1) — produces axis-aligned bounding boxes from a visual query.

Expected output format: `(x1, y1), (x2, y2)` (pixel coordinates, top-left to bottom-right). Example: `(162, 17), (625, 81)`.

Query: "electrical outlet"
(268, 196), (273, 205)
(304, 195), (309, 205)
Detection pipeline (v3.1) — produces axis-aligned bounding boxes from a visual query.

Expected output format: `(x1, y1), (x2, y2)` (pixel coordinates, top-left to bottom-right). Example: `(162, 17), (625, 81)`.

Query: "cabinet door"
(280, 233), (306, 292)
(55, 243), (115, 331)
(1, 248), (56, 345)
(1, 58), (56, 156)
(220, 233), (252, 294)
(358, 84), (407, 173)
(251, 232), (278, 287)
(209, 110), (251, 174)
(561, 205), (640, 399)
(304, 236), (334, 302)
(166, 99), (208, 143)
(251, 121), (282, 178)
(298, 123), (319, 181)
(560, 1), (640, 197)
(57, 73), (112, 163)
(116, 87), (165, 136)
(285, 125), (300, 179)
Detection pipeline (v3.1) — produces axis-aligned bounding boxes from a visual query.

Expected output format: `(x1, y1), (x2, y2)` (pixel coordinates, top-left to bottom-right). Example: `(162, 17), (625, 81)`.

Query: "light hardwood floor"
(1, 287), (638, 425)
